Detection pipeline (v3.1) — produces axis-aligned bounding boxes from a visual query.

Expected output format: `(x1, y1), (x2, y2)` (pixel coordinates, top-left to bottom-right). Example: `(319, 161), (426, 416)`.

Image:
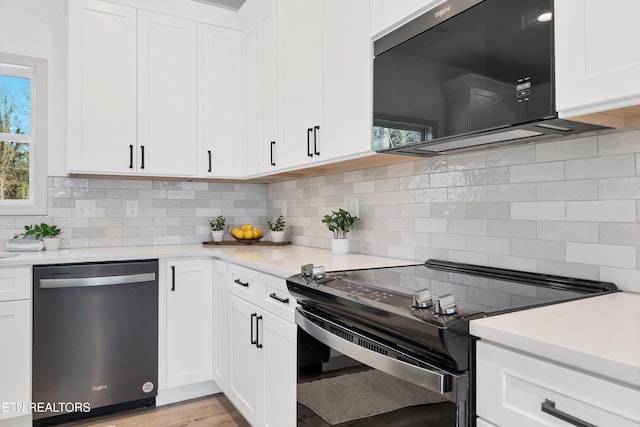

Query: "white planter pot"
(331, 238), (349, 255)
(270, 230), (285, 243)
(211, 230), (225, 242)
(43, 237), (61, 251)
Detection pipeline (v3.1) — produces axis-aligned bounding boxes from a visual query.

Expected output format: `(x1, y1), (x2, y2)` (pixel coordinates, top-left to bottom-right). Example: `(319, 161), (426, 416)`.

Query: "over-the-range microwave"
(373, 0), (606, 157)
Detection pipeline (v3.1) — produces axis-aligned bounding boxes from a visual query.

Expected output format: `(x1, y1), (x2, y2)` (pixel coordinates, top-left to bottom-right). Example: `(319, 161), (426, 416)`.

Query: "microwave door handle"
(295, 309), (454, 395)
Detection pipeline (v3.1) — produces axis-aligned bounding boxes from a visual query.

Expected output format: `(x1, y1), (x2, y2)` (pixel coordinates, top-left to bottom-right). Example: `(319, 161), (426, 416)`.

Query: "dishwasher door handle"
(39, 273), (156, 289)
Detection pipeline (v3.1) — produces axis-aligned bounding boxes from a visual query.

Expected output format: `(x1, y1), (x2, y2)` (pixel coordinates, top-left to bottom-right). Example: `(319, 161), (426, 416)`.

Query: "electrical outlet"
(126, 201), (138, 217)
(350, 198), (359, 219)
(75, 200), (96, 218)
(281, 201), (287, 217)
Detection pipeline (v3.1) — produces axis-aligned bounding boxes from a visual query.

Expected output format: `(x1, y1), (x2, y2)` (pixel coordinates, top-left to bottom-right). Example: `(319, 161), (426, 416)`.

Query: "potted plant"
(14, 223), (62, 250)
(209, 215), (226, 242)
(267, 215), (286, 243)
(321, 208), (358, 254)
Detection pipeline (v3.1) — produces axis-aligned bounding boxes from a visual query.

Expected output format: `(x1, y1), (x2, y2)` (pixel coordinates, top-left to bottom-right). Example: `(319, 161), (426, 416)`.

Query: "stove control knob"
(411, 288), (432, 308)
(434, 294), (457, 315)
(311, 266), (326, 280)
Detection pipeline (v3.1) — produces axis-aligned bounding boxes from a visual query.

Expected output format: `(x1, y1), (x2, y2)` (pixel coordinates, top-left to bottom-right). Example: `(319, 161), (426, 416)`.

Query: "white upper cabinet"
(137, 11), (198, 177)
(370, 0), (444, 39)
(198, 23), (243, 178)
(68, 0), (242, 178)
(555, 0), (640, 127)
(279, 0), (372, 170)
(67, 0), (137, 174)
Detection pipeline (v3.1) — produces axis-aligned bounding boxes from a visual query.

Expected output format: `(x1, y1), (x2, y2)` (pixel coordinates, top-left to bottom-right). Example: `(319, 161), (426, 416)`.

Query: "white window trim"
(0, 52), (48, 215)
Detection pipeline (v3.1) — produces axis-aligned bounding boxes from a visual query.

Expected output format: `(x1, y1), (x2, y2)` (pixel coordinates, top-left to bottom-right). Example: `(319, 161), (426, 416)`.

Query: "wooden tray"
(203, 240), (291, 247)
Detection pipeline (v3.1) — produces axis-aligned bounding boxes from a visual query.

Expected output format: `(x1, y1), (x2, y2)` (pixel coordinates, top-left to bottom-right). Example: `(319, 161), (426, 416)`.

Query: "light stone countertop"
(470, 291), (640, 388)
(0, 243), (418, 278)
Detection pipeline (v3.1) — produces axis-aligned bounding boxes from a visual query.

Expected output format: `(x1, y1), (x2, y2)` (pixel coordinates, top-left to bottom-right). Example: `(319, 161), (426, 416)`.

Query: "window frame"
(0, 52), (48, 215)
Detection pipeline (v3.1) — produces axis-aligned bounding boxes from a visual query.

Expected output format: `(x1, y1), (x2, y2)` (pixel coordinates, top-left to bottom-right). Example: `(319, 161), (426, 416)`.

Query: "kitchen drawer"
(476, 341), (640, 427)
(0, 267), (31, 302)
(263, 278), (296, 323)
(227, 264), (265, 306)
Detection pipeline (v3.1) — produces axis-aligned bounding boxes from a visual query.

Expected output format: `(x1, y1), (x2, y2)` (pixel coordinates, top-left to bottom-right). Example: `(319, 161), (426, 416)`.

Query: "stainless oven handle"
(295, 309), (452, 394)
(39, 273), (156, 289)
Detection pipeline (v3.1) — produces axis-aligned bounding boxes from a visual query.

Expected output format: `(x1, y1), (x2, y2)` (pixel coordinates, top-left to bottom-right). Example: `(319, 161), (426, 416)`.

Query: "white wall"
(0, 0), (69, 176)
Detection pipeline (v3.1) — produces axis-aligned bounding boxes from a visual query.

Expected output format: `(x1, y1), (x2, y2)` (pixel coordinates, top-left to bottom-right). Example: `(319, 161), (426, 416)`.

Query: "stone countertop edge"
(470, 292), (640, 388)
(0, 243), (418, 279)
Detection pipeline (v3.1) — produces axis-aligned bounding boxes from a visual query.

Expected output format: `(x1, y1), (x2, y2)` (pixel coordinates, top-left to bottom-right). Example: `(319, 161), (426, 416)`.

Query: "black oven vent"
(357, 338), (389, 356)
(328, 325), (355, 342)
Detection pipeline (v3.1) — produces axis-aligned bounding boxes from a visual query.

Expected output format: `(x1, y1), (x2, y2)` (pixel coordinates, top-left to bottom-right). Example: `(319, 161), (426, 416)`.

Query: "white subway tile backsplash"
(416, 218), (448, 233)
(597, 128), (640, 155)
(487, 183), (536, 201)
(487, 220), (537, 239)
(467, 235), (510, 255)
(510, 162), (564, 183)
(536, 180), (598, 201)
(448, 219), (487, 236)
(449, 250), (487, 266)
(447, 151), (487, 171)
(465, 167), (509, 186)
(431, 233), (466, 250)
(599, 223), (640, 246)
(598, 177), (640, 200)
(415, 188), (448, 203)
(600, 267), (640, 293)
(431, 203), (467, 218)
(511, 238), (566, 261)
(566, 200), (636, 222)
(486, 145), (536, 167)
(511, 202), (565, 221)
(565, 154), (636, 180)
(537, 221), (598, 243)
(535, 135), (598, 162)
(567, 242), (636, 269)
(430, 171), (465, 188)
(466, 202), (510, 219)
(536, 259), (600, 280)
(447, 186), (487, 202)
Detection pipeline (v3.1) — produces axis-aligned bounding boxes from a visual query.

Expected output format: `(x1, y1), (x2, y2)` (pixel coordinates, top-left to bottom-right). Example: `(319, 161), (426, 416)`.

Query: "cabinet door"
(256, 0), (281, 173)
(0, 300), (30, 421)
(212, 260), (228, 392)
(321, 0), (372, 162)
(280, 0), (323, 169)
(67, 0), (137, 174)
(166, 259), (213, 388)
(262, 311), (297, 427)
(227, 293), (262, 425)
(138, 11), (198, 177)
(198, 24), (243, 178)
(242, 19), (260, 177)
(555, 0), (640, 118)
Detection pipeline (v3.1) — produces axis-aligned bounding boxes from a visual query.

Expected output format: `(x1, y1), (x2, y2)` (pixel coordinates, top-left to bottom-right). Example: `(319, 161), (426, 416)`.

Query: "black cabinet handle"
(171, 265), (175, 292)
(140, 146), (145, 169)
(269, 292), (289, 304)
(207, 150), (212, 172)
(541, 399), (596, 427)
(313, 125), (320, 155)
(250, 313), (257, 345)
(256, 315), (263, 348)
(270, 141), (276, 166)
(129, 145), (134, 169)
(234, 278), (249, 287)
(307, 128), (313, 157)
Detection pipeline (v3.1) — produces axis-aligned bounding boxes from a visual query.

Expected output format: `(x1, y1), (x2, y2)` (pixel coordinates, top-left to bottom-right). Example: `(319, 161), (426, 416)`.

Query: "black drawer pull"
(313, 125), (320, 155)
(307, 128), (313, 157)
(256, 315), (263, 348)
(128, 145), (134, 169)
(270, 141), (276, 166)
(171, 265), (175, 292)
(541, 399), (597, 427)
(140, 145), (145, 169)
(269, 292), (289, 304)
(250, 313), (257, 345)
(234, 278), (249, 287)
(207, 150), (212, 172)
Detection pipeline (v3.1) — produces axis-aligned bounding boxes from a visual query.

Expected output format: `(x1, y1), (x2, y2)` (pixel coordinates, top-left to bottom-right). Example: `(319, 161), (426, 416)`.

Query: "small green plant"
(321, 208), (358, 239)
(267, 215), (286, 232)
(209, 215), (226, 231)
(14, 223), (62, 239)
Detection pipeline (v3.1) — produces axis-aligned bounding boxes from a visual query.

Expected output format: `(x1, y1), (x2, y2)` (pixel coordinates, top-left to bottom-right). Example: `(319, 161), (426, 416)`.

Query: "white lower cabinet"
(0, 268), (31, 425)
(212, 260), (228, 392)
(225, 264), (296, 427)
(476, 341), (640, 427)
(161, 259), (214, 393)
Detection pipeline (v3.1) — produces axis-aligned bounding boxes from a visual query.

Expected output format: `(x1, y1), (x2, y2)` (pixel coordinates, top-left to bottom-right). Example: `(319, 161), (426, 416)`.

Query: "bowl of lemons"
(229, 224), (264, 242)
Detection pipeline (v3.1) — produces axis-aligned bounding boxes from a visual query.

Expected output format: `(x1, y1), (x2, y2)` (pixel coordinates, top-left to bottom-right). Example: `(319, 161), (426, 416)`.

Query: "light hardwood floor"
(58, 395), (249, 427)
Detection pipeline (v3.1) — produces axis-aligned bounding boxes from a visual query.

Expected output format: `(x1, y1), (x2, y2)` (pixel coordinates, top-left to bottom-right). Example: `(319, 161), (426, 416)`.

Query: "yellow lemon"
(244, 230), (254, 239)
(232, 228), (243, 239)
(255, 229), (263, 238)
(252, 229), (261, 239)
(242, 224), (254, 231)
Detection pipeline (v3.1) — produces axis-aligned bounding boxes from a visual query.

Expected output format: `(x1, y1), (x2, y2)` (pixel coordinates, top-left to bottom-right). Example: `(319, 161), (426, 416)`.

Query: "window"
(0, 53), (47, 215)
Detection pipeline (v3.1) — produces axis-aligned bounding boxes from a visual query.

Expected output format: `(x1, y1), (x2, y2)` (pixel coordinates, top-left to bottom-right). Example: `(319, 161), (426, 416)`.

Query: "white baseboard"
(156, 381), (222, 406)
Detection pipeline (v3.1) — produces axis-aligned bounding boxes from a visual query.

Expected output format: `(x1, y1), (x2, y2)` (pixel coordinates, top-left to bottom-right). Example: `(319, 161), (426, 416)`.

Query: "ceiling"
(190, 0), (246, 10)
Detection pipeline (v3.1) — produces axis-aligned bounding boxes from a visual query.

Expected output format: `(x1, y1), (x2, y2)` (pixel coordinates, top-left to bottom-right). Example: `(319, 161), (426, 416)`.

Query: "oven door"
(295, 307), (467, 426)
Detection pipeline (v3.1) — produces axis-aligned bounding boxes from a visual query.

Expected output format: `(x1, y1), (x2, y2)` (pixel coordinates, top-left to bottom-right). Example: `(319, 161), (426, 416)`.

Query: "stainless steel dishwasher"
(32, 260), (158, 426)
